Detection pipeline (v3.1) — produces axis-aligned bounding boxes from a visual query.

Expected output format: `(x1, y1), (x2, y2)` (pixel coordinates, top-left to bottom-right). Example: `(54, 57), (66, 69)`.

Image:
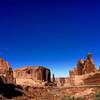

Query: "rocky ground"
(0, 84), (100, 100)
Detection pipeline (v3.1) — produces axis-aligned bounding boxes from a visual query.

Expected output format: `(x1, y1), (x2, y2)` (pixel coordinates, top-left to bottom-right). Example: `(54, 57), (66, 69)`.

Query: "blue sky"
(0, 0), (100, 77)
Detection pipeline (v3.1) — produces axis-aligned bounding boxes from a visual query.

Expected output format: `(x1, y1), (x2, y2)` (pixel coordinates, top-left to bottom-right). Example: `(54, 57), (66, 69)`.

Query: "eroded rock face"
(0, 58), (9, 73)
(14, 66), (51, 86)
(81, 53), (96, 74)
(0, 58), (15, 84)
(70, 53), (96, 77)
(84, 72), (100, 85)
(69, 53), (99, 86)
(55, 77), (70, 87)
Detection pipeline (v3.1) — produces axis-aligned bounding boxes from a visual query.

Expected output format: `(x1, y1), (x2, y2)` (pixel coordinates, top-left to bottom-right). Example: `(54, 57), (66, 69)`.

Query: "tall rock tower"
(70, 53), (97, 77)
(82, 53), (96, 74)
(0, 58), (15, 84)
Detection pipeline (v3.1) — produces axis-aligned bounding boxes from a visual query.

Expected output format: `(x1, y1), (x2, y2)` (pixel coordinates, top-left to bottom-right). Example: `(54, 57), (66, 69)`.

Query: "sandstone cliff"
(14, 66), (51, 86)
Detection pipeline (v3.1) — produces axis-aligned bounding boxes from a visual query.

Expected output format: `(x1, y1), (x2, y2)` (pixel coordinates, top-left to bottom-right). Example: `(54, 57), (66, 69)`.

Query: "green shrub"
(76, 96), (86, 100)
(62, 95), (75, 100)
(94, 90), (100, 100)
(0, 93), (3, 97)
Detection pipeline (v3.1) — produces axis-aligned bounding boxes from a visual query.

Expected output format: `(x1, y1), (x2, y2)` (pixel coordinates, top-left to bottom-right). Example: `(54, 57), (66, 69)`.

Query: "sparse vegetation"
(62, 95), (86, 100)
(62, 95), (75, 100)
(0, 92), (3, 97)
(76, 97), (86, 100)
(94, 90), (100, 100)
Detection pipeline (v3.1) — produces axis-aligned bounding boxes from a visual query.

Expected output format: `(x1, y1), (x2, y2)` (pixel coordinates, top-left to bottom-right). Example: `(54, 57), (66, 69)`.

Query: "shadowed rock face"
(14, 66), (51, 85)
(0, 83), (23, 99)
(0, 58), (15, 84)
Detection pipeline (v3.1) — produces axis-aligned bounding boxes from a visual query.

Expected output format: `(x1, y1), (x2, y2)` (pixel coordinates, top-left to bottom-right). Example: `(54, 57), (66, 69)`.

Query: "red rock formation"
(69, 53), (99, 86)
(14, 66), (51, 85)
(84, 72), (100, 85)
(77, 59), (84, 75)
(70, 53), (96, 77)
(82, 53), (96, 74)
(70, 67), (78, 77)
(0, 58), (15, 84)
(0, 58), (9, 73)
(55, 77), (70, 87)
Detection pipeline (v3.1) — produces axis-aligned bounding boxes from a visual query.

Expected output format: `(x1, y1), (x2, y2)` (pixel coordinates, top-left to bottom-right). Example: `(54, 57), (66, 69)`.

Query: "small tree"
(94, 90), (100, 100)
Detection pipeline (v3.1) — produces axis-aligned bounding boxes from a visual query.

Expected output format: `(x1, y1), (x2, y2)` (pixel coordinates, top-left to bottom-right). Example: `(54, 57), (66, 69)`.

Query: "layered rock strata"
(14, 66), (51, 86)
